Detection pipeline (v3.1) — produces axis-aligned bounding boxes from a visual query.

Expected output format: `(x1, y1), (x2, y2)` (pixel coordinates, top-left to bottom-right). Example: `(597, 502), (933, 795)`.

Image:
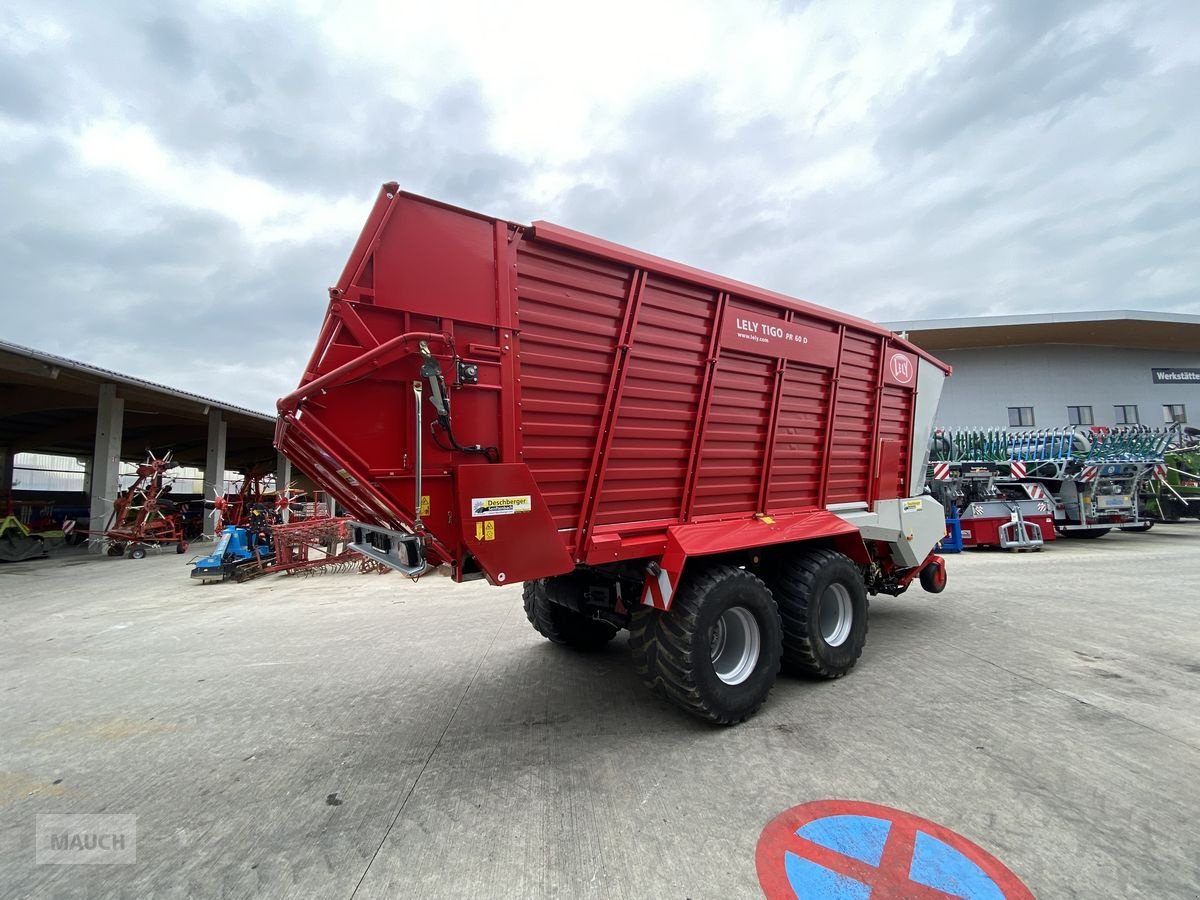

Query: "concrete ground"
(1, 525), (1198, 899)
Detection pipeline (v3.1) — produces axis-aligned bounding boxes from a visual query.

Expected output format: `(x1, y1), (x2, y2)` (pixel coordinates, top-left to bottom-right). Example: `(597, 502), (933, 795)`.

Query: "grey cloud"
(0, 47), (47, 120)
(879, 2), (1151, 157)
(0, 134), (337, 412)
(32, 3), (527, 203)
(140, 15), (197, 76)
(0, 0), (1198, 417)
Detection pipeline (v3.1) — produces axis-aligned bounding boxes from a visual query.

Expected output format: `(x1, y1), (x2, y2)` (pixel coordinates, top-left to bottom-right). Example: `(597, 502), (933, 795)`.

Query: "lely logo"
(889, 353), (913, 384)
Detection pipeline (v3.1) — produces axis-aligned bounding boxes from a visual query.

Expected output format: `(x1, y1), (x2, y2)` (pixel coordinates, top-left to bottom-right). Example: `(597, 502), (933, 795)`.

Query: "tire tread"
(628, 566), (781, 725)
(772, 548), (867, 678)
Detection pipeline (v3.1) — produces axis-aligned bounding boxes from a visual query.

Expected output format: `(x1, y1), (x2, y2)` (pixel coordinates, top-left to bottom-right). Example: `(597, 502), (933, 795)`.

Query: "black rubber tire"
(129, 546), (147, 560)
(1058, 527), (1111, 539)
(106, 543), (126, 557)
(522, 578), (618, 651)
(769, 549), (868, 679)
(919, 560), (948, 593)
(628, 566), (782, 725)
(1119, 522), (1154, 533)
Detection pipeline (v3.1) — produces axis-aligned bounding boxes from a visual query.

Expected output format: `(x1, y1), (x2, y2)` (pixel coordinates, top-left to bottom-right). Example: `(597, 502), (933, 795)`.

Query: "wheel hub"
(709, 606), (762, 686)
(819, 583), (853, 647)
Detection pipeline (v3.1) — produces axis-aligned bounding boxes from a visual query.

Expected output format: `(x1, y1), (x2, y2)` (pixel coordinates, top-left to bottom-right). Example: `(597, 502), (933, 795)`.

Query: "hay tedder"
(930, 426), (1177, 542)
(207, 471), (272, 535)
(92, 453), (189, 558)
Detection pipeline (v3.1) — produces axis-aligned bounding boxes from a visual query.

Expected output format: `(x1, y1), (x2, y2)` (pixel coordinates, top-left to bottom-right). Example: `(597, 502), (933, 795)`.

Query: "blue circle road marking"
(756, 800), (1033, 899)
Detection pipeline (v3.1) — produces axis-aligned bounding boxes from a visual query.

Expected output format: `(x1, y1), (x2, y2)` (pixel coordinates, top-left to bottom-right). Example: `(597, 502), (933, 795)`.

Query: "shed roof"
(883, 310), (1200, 352)
(0, 339), (276, 470)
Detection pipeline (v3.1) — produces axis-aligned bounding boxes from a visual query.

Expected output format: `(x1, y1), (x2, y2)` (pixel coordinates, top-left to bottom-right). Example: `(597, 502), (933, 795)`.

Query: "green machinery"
(1140, 438), (1200, 521)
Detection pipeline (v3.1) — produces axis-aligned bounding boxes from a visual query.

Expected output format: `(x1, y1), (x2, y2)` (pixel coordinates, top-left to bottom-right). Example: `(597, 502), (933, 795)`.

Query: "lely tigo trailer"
(276, 185), (952, 723)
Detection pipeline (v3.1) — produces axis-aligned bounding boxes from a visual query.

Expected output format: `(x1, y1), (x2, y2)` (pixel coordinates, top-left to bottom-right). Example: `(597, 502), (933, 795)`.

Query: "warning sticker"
(903, 499), (923, 511)
(471, 495), (532, 517)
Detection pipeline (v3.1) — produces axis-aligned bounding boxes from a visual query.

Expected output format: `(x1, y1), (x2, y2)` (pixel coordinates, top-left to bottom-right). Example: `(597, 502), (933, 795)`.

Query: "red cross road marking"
(757, 800), (1033, 899)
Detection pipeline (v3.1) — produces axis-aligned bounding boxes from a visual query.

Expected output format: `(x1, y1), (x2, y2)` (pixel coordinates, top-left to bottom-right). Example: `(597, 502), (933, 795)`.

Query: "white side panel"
(834, 495), (946, 568)
(909, 358), (947, 495)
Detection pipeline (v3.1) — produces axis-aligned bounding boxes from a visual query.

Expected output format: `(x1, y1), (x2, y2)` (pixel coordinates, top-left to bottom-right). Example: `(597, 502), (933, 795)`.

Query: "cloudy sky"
(2, 0), (1197, 413)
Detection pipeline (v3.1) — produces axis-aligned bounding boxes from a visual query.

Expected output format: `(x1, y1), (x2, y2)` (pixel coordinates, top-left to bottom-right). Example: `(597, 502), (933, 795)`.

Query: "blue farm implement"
(191, 515), (388, 583)
(191, 505), (276, 582)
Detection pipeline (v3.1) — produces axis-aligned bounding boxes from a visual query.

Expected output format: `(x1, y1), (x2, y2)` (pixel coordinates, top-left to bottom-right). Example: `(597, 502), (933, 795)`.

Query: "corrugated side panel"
(766, 363), (833, 511)
(878, 384), (915, 497)
(593, 276), (713, 526)
(827, 332), (881, 504)
(515, 242), (631, 541)
(692, 349), (775, 517)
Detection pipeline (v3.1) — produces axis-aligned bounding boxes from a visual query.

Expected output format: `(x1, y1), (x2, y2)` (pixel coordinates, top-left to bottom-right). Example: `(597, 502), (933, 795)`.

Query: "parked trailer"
(276, 185), (951, 723)
(928, 429), (1057, 550)
(926, 449), (1054, 551)
(932, 427), (1175, 539)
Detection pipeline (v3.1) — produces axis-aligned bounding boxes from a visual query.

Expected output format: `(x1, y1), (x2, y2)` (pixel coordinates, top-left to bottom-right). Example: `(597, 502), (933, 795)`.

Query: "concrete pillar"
(276, 451), (292, 523)
(77, 456), (92, 497)
(203, 410), (227, 538)
(88, 384), (124, 552)
(0, 446), (14, 495)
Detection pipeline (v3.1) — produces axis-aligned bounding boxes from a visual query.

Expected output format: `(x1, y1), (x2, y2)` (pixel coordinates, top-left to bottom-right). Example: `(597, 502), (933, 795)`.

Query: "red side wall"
(280, 188), (942, 573)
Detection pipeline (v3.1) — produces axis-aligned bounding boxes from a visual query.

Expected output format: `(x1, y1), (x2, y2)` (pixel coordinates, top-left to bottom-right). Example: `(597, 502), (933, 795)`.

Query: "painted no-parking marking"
(756, 800), (1033, 899)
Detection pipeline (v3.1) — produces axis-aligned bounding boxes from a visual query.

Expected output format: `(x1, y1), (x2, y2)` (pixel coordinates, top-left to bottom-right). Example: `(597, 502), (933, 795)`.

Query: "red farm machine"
(929, 426), (1176, 542)
(92, 453), (189, 558)
(276, 185), (952, 724)
(208, 471), (274, 534)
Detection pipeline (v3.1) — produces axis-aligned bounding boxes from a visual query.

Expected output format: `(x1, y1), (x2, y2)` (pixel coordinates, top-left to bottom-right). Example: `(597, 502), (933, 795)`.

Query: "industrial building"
(0, 339), (284, 542)
(886, 310), (1200, 429)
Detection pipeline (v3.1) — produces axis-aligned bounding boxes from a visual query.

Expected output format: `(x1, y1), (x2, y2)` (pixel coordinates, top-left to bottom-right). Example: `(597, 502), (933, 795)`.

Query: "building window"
(1164, 404), (1187, 424)
(1114, 405), (1139, 425)
(1008, 406), (1034, 427)
(1067, 406), (1093, 426)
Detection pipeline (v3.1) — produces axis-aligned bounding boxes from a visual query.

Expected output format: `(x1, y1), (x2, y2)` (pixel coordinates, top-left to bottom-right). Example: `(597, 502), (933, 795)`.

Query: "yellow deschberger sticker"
(903, 499), (923, 511)
(470, 495), (532, 517)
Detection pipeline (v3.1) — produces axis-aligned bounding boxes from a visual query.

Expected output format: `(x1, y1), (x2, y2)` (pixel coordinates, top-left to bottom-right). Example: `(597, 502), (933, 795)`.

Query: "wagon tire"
(919, 559), (947, 593)
(770, 549), (868, 679)
(1058, 527), (1111, 539)
(522, 578), (618, 651)
(129, 546), (148, 560)
(1119, 522), (1153, 533)
(628, 566), (782, 725)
